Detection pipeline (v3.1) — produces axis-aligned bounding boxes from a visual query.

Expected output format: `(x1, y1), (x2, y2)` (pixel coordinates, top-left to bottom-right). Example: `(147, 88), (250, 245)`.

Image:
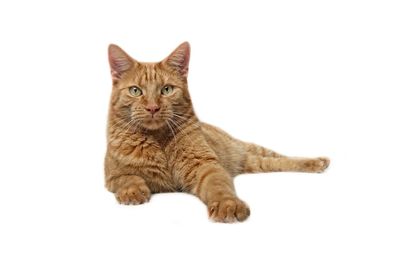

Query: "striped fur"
(105, 42), (330, 223)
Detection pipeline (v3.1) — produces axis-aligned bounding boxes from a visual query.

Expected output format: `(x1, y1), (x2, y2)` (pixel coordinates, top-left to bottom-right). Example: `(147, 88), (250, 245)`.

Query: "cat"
(105, 42), (330, 223)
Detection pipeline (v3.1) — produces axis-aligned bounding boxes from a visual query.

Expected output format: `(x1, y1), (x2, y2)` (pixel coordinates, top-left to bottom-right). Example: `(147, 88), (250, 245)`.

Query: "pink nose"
(145, 105), (160, 115)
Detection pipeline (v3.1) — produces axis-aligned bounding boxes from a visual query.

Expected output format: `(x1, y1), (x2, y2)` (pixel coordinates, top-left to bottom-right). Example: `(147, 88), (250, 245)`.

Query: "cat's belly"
(200, 122), (246, 176)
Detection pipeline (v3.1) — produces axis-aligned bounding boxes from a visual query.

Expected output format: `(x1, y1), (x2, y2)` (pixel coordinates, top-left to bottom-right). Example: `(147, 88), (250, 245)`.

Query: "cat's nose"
(145, 105), (160, 115)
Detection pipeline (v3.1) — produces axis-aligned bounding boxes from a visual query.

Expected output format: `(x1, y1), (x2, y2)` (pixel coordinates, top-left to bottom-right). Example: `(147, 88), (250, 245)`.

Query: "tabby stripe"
(195, 165), (220, 196)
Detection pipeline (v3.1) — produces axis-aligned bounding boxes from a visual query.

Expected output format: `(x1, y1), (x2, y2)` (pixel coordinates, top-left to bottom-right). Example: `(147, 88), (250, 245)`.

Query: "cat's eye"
(129, 86), (143, 96)
(161, 85), (174, 95)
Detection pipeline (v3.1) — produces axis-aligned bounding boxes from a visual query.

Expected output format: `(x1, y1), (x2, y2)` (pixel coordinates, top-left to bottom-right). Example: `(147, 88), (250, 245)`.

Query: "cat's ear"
(163, 42), (190, 78)
(108, 44), (134, 81)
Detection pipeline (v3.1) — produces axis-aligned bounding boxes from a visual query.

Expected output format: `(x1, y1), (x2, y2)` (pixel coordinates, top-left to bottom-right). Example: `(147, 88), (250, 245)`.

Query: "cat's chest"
(112, 134), (169, 167)
(110, 133), (177, 190)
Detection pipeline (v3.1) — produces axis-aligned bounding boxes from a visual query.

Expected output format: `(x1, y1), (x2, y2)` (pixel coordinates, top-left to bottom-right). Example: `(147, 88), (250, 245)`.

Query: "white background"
(0, 0), (399, 266)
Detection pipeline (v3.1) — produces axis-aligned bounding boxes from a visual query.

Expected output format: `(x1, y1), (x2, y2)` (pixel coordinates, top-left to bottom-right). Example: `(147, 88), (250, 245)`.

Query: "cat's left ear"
(163, 42), (190, 78)
(108, 44), (134, 82)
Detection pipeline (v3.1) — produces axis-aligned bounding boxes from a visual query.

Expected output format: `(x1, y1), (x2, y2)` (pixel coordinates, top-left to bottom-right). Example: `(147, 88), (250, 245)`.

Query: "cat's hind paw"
(304, 157), (330, 173)
(315, 157), (330, 173)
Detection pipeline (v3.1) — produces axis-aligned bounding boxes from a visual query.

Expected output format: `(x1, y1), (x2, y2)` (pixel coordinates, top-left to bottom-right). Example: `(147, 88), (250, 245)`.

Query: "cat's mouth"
(141, 116), (166, 130)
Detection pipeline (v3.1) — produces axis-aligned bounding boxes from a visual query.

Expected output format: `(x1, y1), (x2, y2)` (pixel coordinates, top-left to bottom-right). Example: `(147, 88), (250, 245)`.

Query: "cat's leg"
(245, 142), (285, 158)
(173, 144), (251, 222)
(106, 174), (151, 205)
(191, 164), (250, 223)
(171, 124), (250, 222)
(243, 155), (330, 173)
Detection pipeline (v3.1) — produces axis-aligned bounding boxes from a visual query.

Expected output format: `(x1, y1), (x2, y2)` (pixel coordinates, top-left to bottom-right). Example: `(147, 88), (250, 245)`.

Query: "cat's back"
(200, 122), (246, 176)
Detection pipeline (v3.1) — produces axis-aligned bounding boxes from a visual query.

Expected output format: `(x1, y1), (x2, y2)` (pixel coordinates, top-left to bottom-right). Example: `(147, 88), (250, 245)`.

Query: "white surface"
(0, 0), (399, 266)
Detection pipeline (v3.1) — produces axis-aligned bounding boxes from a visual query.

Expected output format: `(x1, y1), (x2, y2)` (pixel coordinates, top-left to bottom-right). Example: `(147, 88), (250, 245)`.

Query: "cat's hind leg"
(241, 142), (329, 173)
(245, 142), (286, 158)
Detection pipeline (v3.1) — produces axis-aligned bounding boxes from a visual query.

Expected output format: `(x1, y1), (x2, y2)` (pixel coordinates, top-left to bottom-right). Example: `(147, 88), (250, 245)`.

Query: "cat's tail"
(241, 142), (330, 174)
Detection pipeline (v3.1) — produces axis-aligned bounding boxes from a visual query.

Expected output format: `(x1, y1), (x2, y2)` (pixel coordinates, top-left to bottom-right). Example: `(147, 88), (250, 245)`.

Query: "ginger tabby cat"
(105, 42), (330, 223)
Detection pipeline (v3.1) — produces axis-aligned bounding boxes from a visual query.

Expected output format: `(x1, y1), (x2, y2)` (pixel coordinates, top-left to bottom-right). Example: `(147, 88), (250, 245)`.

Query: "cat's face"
(108, 43), (193, 131)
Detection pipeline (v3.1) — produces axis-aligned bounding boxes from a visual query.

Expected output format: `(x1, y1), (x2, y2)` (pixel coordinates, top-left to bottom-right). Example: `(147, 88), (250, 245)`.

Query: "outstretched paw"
(116, 183), (151, 205)
(304, 157), (330, 173)
(208, 198), (250, 223)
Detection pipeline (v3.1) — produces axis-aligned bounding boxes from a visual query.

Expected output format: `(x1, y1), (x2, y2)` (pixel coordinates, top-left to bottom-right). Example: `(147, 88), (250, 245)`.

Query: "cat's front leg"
(191, 165), (250, 223)
(106, 174), (151, 205)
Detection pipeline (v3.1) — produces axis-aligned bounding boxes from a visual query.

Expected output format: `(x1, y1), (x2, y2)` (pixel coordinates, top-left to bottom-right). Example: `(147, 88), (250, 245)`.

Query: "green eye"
(129, 86), (143, 96)
(161, 85), (174, 95)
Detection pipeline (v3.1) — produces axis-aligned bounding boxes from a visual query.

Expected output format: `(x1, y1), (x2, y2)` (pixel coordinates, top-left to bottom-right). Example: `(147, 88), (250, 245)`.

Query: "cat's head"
(108, 42), (193, 131)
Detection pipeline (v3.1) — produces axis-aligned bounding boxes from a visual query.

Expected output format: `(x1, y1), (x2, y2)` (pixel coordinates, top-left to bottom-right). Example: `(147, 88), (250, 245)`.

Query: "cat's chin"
(141, 120), (166, 130)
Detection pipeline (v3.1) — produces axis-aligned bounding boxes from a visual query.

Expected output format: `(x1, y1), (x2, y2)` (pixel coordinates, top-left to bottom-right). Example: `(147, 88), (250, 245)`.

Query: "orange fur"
(105, 42), (330, 223)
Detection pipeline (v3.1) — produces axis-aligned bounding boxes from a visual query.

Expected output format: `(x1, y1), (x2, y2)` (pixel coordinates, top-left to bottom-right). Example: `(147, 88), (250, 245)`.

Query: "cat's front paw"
(115, 183), (151, 205)
(208, 198), (250, 223)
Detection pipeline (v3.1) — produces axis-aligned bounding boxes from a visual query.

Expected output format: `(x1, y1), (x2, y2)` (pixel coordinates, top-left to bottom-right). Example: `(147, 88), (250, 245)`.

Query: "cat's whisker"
(171, 115), (201, 131)
(130, 119), (143, 134)
(113, 119), (132, 133)
(171, 112), (199, 126)
(108, 117), (129, 132)
(122, 119), (142, 136)
(123, 122), (137, 136)
(168, 117), (197, 147)
(166, 119), (178, 145)
(171, 113), (187, 120)
(119, 118), (136, 136)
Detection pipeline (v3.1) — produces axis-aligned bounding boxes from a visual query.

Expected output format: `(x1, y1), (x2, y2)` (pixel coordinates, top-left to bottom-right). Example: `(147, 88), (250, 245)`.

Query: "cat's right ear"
(108, 44), (134, 82)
